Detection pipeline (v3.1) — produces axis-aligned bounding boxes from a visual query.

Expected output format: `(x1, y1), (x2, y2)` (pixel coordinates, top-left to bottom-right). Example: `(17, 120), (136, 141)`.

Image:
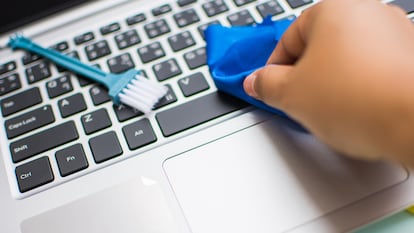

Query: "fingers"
(243, 5), (322, 109)
(266, 2), (320, 65)
(244, 2), (322, 102)
(244, 64), (293, 110)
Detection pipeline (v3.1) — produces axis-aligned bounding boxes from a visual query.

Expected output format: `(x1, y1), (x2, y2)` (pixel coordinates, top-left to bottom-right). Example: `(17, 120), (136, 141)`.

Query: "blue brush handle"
(8, 35), (110, 87)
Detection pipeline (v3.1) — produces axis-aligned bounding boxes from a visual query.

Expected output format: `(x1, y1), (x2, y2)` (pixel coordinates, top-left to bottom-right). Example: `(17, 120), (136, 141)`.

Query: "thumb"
(243, 64), (293, 110)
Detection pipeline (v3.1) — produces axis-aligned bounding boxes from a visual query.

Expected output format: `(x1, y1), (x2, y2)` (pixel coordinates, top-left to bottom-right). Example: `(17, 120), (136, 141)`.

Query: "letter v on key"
(180, 78), (190, 85)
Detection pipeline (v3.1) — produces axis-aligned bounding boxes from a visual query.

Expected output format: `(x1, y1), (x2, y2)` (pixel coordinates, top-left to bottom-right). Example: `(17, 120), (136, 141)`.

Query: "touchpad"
(21, 177), (182, 233)
(163, 118), (407, 233)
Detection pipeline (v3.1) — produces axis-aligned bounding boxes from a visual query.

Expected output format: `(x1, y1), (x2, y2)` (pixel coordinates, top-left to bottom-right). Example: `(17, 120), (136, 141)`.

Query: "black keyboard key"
(74, 31), (95, 45)
(1, 87), (42, 117)
(46, 74), (73, 98)
(107, 53), (135, 74)
(50, 41), (69, 52)
(183, 47), (206, 69)
(122, 118), (157, 150)
(256, 0), (284, 18)
(0, 61), (17, 75)
(85, 40), (111, 61)
(178, 72), (210, 97)
(22, 53), (42, 65)
(58, 93), (87, 118)
(154, 85), (177, 109)
(65, 51), (80, 60)
(89, 131), (123, 163)
(77, 75), (93, 87)
(144, 19), (171, 39)
(139, 69), (148, 78)
(15, 156), (54, 193)
(56, 51), (80, 73)
(233, 0), (256, 7)
(198, 20), (221, 39)
(100, 22), (121, 35)
(56, 144), (88, 177)
(115, 29), (141, 50)
(173, 8), (200, 28)
(202, 0), (229, 17)
(286, 0), (312, 9)
(0, 73), (21, 96)
(10, 121), (79, 163)
(90, 85), (110, 105)
(5, 105), (55, 139)
(390, 0), (414, 14)
(227, 10), (256, 26)
(153, 58), (182, 81)
(77, 63), (100, 87)
(113, 104), (143, 122)
(25, 61), (51, 84)
(138, 42), (166, 63)
(156, 92), (248, 137)
(81, 108), (112, 135)
(152, 4), (172, 16)
(177, 0), (197, 7)
(168, 31), (196, 52)
(126, 13), (146, 25)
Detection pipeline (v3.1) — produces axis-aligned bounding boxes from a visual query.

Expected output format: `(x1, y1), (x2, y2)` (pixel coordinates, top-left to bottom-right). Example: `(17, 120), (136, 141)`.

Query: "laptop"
(1, 0), (414, 232)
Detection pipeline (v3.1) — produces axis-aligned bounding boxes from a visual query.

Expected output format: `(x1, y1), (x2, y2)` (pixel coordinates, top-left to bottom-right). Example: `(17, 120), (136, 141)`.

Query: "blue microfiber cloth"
(205, 17), (295, 117)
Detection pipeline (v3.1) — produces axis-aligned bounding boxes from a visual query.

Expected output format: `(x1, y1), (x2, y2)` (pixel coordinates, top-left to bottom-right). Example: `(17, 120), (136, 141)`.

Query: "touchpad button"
(21, 177), (182, 233)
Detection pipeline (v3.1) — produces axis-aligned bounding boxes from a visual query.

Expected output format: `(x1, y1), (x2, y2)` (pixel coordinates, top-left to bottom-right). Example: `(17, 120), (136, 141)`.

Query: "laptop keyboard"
(2, 0), (413, 198)
(0, 0), (338, 197)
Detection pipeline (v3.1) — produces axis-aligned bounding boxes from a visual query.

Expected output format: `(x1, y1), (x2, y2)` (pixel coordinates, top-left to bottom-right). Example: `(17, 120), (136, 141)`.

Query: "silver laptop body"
(1, 0), (414, 232)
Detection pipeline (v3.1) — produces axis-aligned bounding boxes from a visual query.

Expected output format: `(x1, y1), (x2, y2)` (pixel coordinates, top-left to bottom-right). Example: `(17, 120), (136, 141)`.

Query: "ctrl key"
(15, 156), (54, 193)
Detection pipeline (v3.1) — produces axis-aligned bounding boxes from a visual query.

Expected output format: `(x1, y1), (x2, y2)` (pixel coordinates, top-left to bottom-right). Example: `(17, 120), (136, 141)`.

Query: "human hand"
(243, 0), (414, 165)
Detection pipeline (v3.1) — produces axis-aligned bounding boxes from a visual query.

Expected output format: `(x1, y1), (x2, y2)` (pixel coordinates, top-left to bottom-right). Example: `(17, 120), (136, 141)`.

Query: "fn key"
(15, 156), (54, 193)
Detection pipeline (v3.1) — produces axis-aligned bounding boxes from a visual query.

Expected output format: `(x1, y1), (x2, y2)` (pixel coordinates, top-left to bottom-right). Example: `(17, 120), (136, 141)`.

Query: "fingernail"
(244, 73), (258, 98)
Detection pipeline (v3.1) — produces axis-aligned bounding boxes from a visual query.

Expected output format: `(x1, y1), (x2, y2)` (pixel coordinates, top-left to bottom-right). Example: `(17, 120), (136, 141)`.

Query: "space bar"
(156, 92), (248, 137)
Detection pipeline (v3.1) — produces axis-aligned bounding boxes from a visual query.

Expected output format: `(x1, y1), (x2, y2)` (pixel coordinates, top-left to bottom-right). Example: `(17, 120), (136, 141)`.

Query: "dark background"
(0, 0), (89, 34)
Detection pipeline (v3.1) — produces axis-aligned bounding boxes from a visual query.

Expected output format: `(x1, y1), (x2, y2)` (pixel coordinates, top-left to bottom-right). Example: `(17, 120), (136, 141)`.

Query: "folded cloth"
(205, 17), (294, 117)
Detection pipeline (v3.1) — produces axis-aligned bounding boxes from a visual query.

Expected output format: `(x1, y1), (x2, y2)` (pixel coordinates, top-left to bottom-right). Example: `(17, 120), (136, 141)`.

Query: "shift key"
(10, 121), (79, 163)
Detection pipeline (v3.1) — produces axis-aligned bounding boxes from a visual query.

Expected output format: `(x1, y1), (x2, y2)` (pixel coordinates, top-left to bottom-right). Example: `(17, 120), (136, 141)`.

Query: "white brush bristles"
(118, 75), (168, 113)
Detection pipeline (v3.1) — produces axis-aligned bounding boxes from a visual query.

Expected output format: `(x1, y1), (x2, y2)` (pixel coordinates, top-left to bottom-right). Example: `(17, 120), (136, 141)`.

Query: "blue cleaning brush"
(8, 35), (168, 113)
